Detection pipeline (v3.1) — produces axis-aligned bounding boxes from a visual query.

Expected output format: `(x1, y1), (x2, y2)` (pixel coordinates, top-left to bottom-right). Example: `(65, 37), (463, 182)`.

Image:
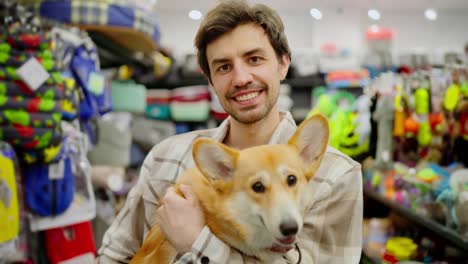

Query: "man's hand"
(155, 184), (206, 253)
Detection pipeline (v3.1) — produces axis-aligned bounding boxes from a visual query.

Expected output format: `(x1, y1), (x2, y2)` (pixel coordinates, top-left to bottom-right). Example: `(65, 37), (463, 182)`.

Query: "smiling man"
(97, 1), (363, 263)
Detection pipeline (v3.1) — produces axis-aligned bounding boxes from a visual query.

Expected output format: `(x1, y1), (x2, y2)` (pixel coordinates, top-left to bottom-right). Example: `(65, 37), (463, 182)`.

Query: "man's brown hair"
(194, 0), (291, 82)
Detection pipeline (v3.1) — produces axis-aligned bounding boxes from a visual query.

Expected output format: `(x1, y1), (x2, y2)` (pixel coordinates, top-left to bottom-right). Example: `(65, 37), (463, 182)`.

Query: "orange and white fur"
(131, 115), (329, 263)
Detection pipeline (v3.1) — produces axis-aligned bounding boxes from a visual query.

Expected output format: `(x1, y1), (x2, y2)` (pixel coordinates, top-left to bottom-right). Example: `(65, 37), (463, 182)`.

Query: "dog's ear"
(193, 138), (239, 181)
(288, 114), (329, 178)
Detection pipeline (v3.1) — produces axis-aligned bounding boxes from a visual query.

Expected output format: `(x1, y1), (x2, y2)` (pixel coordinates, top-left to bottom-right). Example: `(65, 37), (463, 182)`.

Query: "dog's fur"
(130, 115), (329, 263)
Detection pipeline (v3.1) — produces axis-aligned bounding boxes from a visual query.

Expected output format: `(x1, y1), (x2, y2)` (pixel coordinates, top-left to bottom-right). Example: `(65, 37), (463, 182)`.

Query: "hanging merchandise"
(0, 8), (88, 168)
(307, 88), (369, 159)
(0, 142), (19, 244)
(43, 221), (96, 264)
(70, 45), (112, 117)
(372, 78), (395, 170)
(0, 35), (65, 152)
(22, 155), (74, 217)
(50, 26), (113, 148)
(453, 97), (468, 167)
(28, 122), (96, 232)
(328, 91), (357, 151)
(414, 87), (432, 149)
(307, 87), (336, 118)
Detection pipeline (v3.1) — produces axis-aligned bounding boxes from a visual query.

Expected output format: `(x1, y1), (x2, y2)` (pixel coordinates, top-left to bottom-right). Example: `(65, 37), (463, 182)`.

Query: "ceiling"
(154, 0), (468, 12)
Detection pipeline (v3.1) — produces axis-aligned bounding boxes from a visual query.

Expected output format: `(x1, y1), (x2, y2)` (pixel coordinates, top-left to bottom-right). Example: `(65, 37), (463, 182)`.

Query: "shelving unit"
(364, 188), (468, 252)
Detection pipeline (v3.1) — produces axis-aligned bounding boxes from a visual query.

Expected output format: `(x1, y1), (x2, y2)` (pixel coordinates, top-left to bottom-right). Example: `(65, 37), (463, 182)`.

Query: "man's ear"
(193, 138), (239, 181)
(279, 54), (291, 80)
(288, 114), (329, 178)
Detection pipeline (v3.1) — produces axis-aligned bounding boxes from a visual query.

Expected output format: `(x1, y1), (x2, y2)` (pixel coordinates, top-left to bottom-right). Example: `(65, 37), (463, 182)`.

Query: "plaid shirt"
(96, 112), (363, 264)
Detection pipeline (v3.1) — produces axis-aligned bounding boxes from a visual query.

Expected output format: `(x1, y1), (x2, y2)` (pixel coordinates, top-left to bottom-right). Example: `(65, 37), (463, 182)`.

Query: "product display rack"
(364, 188), (468, 252)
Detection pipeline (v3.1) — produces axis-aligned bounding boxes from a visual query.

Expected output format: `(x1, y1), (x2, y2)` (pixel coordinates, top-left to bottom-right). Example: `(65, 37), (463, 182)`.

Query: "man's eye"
(217, 64), (231, 72)
(250, 56), (263, 64)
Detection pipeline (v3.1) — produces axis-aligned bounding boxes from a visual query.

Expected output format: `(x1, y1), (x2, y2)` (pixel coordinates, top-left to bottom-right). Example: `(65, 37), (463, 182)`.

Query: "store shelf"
(364, 188), (468, 251)
(284, 76), (324, 87)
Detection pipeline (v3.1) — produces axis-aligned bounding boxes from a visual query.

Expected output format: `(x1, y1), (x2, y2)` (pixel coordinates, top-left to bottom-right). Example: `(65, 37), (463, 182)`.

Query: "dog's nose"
(280, 220), (298, 236)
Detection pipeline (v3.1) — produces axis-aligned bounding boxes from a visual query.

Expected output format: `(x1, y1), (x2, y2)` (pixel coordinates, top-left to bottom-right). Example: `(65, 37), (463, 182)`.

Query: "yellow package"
(0, 147), (19, 243)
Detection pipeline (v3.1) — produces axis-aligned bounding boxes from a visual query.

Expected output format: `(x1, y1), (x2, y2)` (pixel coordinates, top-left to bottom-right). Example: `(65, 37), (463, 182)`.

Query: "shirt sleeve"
(298, 165), (363, 264)
(172, 226), (259, 264)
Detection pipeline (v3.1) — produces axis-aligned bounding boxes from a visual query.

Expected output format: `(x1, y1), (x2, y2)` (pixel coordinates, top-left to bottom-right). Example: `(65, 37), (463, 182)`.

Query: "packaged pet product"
(0, 142), (19, 243)
(23, 157), (74, 216)
(44, 221), (96, 264)
(170, 85), (211, 122)
(145, 89), (171, 120)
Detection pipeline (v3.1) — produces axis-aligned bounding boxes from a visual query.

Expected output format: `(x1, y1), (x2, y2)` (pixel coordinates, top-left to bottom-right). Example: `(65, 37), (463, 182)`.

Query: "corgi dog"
(130, 114), (329, 263)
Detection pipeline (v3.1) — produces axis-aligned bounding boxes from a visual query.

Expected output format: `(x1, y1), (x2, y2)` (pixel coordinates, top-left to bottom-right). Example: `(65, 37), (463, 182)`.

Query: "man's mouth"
(231, 90), (262, 104)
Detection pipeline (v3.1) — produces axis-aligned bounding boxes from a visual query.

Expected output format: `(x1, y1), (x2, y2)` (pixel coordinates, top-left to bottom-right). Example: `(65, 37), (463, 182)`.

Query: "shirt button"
(200, 256), (210, 264)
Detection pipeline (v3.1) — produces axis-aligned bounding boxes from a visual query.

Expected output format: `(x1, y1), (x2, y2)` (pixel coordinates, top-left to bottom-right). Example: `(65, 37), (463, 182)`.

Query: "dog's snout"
(279, 220), (298, 236)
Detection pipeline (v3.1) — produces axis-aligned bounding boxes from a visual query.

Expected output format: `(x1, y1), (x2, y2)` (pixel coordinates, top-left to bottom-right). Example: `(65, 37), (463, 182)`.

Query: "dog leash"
(283, 243), (302, 264)
(294, 243), (302, 264)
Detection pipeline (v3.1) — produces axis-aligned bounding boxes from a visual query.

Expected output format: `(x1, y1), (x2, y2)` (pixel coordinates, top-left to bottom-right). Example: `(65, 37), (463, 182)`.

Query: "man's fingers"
(155, 206), (164, 225)
(179, 184), (197, 204)
(164, 187), (180, 204)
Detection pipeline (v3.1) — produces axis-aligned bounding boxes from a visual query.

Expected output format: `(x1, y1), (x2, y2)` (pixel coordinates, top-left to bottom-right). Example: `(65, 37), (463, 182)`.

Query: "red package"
(44, 221), (96, 264)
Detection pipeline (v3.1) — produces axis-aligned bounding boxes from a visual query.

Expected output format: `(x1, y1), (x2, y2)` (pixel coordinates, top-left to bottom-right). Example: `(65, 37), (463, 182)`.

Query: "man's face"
(206, 23), (290, 124)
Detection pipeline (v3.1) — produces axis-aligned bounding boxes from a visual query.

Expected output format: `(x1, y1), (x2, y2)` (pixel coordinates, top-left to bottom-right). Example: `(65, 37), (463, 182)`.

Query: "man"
(97, 1), (363, 263)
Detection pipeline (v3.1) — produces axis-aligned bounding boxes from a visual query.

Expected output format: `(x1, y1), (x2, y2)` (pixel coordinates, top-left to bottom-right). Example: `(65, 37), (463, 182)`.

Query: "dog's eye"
(287, 175), (297, 187)
(252, 182), (265, 193)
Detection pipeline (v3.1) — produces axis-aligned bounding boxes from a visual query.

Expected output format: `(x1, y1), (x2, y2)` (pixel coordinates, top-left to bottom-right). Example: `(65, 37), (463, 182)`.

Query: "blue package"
(23, 157), (74, 216)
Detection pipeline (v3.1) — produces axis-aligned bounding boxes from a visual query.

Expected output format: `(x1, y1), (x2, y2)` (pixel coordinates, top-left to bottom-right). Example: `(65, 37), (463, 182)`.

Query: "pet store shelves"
(364, 188), (468, 251)
(284, 75), (324, 88)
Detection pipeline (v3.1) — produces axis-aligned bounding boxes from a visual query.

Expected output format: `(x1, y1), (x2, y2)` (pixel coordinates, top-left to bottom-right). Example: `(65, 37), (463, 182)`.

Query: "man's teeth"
(235, 92), (259, 102)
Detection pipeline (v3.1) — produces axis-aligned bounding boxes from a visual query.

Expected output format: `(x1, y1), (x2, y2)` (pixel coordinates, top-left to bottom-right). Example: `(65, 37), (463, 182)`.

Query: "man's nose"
(232, 63), (253, 88)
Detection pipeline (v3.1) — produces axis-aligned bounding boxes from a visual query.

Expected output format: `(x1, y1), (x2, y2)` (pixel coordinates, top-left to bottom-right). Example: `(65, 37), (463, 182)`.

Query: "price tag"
(88, 72), (105, 95)
(16, 57), (50, 92)
(49, 160), (65, 180)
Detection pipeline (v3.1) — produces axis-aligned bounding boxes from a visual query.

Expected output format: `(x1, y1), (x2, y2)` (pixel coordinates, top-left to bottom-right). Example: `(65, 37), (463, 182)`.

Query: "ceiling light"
(368, 9), (381, 20)
(310, 8), (322, 20)
(425, 9), (437, 21)
(189, 10), (202, 20)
